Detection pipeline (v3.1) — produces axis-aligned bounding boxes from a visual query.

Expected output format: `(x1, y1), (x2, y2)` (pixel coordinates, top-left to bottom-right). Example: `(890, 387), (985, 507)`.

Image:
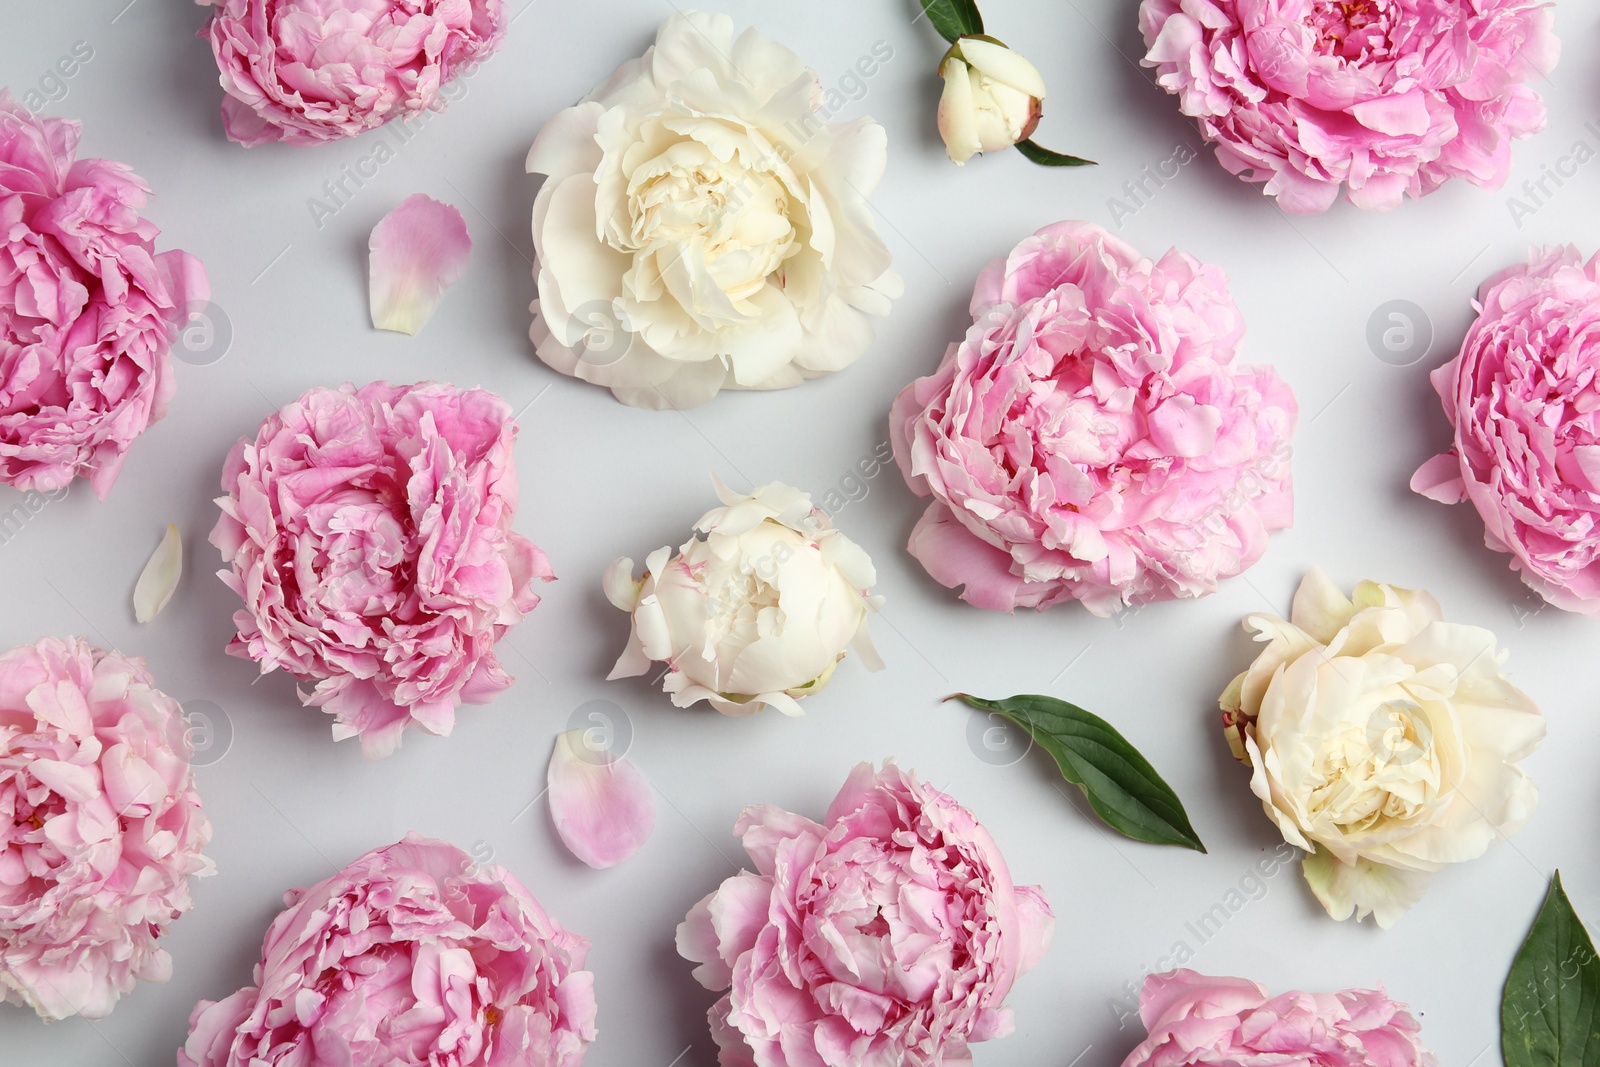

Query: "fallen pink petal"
(547, 730), (655, 869)
(368, 195), (473, 335)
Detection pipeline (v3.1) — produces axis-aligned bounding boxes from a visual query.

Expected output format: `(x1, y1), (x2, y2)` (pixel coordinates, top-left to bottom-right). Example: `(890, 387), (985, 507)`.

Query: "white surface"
(1, 1), (1598, 1065)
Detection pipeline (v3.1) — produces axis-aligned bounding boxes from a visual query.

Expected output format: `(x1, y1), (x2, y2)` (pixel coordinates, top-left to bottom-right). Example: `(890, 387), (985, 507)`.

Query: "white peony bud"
(604, 478), (883, 716)
(937, 36), (1046, 165)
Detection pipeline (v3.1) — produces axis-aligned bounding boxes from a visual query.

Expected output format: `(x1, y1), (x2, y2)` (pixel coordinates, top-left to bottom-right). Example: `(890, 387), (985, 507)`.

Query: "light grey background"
(1, 1), (1597, 1064)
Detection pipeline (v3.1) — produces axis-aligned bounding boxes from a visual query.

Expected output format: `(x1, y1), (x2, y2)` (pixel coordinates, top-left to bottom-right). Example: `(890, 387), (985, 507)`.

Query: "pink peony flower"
(1122, 969), (1439, 1067)
(177, 833), (596, 1067)
(195, 0), (507, 147)
(1139, 0), (1559, 213)
(890, 221), (1296, 616)
(0, 92), (207, 497)
(676, 761), (1053, 1067)
(1412, 246), (1600, 613)
(0, 636), (213, 1021)
(210, 381), (553, 759)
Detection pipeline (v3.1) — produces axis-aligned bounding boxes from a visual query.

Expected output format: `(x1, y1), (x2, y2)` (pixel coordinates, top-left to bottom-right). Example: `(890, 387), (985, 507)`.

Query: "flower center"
(627, 141), (798, 303)
(1306, 0), (1394, 58)
(1308, 700), (1440, 832)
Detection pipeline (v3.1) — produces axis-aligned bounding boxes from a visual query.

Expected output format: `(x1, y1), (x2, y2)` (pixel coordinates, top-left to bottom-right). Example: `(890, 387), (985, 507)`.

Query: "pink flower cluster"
(0, 636), (213, 1021)
(0, 91), (207, 497)
(178, 834), (596, 1067)
(210, 381), (552, 758)
(891, 222), (1296, 616)
(1122, 970), (1438, 1067)
(1413, 246), (1600, 613)
(1139, 0), (1559, 212)
(677, 762), (1053, 1067)
(195, 0), (507, 147)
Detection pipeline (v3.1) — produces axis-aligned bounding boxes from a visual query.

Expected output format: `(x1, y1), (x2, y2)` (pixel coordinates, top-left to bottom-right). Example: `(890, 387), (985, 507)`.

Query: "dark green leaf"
(917, 0), (984, 44)
(948, 693), (1204, 851)
(1015, 139), (1096, 167)
(1503, 871), (1600, 1067)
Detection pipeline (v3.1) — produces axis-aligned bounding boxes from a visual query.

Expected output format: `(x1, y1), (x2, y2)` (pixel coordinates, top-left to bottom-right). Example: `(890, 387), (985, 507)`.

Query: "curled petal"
(368, 195), (472, 335)
(547, 730), (655, 869)
(134, 524), (182, 623)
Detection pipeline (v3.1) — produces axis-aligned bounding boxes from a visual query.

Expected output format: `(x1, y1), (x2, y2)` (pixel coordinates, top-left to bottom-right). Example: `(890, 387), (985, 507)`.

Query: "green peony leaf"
(949, 693), (1204, 851)
(1015, 139), (1096, 167)
(1503, 871), (1600, 1067)
(917, 0), (984, 44)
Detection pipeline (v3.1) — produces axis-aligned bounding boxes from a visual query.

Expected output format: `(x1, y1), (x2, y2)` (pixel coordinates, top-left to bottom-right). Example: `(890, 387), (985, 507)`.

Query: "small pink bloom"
(0, 92), (207, 497)
(195, 0), (507, 147)
(370, 194), (472, 335)
(1139, 0), (1558, 212)
(210, 381), (554, 758)
(546, 729), (655, 870)
(890, 221), (1296, 616)
(0, 636), (214, 1020)
(1122, 970), (1438, 1067)
(677, 761), (1053, 1066)
(178, 833), (596, 1067)
(1413, 246), (1600, 613)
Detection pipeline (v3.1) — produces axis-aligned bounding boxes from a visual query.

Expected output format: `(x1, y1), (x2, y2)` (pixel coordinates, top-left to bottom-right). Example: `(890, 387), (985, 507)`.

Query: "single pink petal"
(1410, 452), (1466, 504)
(547, 729), (655, 869)
(368, 194), (472, 335)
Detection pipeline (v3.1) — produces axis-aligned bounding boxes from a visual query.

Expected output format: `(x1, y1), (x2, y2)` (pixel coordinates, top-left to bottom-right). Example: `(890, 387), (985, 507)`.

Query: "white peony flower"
(936, 37), (1045, 165)
(604, 478), (883, 715)
(1220, 567), (1545, 928)
(526, 11), (902, 409)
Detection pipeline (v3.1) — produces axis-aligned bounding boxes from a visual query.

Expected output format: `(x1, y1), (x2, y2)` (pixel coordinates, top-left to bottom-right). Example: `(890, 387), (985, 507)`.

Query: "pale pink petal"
(547, 729), (655, 869)
(1410, 452), (1467, 504)
(368, 195), (472, 335)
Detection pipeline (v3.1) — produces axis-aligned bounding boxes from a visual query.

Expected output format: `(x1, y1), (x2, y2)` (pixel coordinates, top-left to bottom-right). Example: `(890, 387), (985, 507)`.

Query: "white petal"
(937, 57), (982, 165)
(547, 730), (656, 869)
(368, 194), (473, 335)
(958, 39), (1048, 98)
(134, 524), (182, 623)
(603, 557), (643, 611)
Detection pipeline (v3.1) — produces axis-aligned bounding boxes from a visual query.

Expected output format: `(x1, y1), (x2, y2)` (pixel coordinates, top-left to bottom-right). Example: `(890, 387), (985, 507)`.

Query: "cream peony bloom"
(937, 37), (1045, 165)
(526, 11), (902, 409)
(1220, 567), (1544, 928)
(604, 479), (882, 715)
